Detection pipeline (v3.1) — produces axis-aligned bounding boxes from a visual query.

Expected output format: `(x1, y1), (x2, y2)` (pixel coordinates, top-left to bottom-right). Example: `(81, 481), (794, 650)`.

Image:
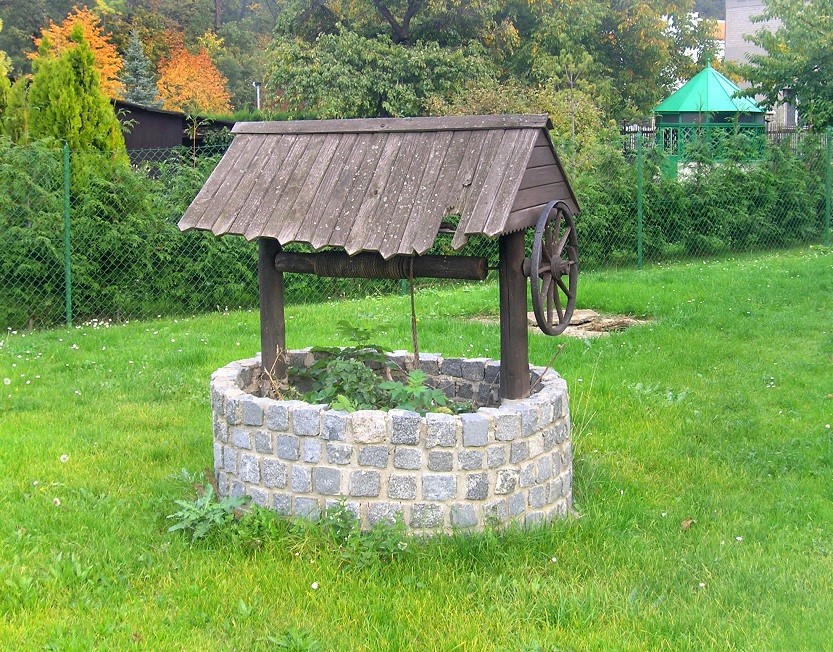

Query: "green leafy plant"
(380, 369), (450, 414)
(166, 484), (247, 542)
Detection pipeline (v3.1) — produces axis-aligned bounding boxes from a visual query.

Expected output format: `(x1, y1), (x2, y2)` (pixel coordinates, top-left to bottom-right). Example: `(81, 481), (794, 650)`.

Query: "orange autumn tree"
(156, 46), (232, 114)
(30, 5), (123, 98)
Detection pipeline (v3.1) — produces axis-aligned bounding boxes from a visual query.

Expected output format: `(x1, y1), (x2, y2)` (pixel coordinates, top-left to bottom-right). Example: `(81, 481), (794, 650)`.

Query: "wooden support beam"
(273, 251), (488, 281)
(498, 231), (530, 400)
(258, 238), (286, 394)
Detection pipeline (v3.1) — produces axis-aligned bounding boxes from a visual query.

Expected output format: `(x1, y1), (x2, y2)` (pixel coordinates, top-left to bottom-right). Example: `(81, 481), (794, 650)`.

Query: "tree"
(30, 5), (124, 98)
(27, 26), (126, 151)
(733, 0), (833, 128)
(120, 27), (162, 107)
(156, 46), (233, 114)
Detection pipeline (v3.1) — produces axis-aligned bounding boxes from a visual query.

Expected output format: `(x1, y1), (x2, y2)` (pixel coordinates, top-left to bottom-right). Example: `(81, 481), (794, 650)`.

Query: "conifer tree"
(28, 26), (126, 151)
(120, 28), (162, 108)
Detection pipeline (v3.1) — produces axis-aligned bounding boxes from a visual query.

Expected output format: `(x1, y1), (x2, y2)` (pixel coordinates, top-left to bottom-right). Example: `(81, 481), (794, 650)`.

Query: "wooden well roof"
(178, 114), (579, 259)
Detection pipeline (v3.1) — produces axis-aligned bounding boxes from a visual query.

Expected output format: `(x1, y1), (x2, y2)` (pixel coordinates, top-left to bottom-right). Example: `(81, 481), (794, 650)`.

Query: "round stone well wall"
(211, 350), (572, 532)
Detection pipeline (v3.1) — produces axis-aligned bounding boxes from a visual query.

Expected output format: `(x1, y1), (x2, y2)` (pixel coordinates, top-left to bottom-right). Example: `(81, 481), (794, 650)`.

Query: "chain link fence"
(1, 129), (831, 331)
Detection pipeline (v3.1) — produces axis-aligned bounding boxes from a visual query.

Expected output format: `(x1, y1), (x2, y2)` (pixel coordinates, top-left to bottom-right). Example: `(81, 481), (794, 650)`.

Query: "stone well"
(211, 351), (572, 533)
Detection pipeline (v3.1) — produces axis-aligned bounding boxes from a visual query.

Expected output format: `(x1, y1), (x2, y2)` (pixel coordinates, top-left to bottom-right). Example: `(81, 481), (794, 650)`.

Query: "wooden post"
(258, 238), (286, 392)
(498, 231), (530, 400)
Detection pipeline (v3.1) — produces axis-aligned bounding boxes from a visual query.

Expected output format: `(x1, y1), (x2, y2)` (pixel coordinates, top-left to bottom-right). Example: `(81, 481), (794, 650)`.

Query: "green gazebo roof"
(655, 63), (763, 115)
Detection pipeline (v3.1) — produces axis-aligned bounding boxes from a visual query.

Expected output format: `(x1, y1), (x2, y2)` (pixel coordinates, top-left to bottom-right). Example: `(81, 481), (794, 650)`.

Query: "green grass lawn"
(1, 247), (832, 651)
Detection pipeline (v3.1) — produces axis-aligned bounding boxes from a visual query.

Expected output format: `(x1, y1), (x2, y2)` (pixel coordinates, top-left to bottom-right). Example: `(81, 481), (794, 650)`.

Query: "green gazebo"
(654, 62), (765, 172)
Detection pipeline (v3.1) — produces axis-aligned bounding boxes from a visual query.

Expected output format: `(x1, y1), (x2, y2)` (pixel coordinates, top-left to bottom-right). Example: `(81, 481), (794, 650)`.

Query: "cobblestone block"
(288, 349), (313, 368)
(440, 357), (463, 377)
(230, 481), (245, 498)
(358, 445), (390, 468)
(494, 469), (519, 495)
(520, 462), (535, 489)
(261, 459), (287, 488)
(530, 398), (554, 429)
(525, 511), (545, 526)
(510, 441), (529, 464)
(422, 475), (457, 501)
(528, 484), (547, 508)
(324, 499), (360, 517)
(450, 504), (478, 529)
(303, 439), (322, 463)
(291, 466), (312, 493)
(211, 384), (225, 414)
(214, 413), (228, 442)
(411, 503), (443, 529)
(217, 471), (228, 497)
(551, 450), (561, 477)
(388, 474), (417, 500)
(240, 454), (260, 483)
(248, 487), (268, 507)
(554, 420), (569, 445)
(349, 470), (381, 497)
(465, 472), (489, 500)
(528, 433), (544, 458)
(322, 410), (348, 441)
(224, 392), (243, 425)
(327, 442), (353, 465)
(484, 498), (508, 524)
(294, 497), (320, 520)
(367, 502), (402, 526)
(487, 445), (506, 468)
(508, 492), (526, 517)
(223, 445), (237, 474)
(276, 434), (300, 461)
(390, 410), (422, 445)
(313, 467), (341, 495)
(417, 353), (442, 376)
(457, 382), (473, 400)
(213, 442), (223, 471)
(493, 410), (521, 441)
(350, 410), (388, 443)
(272, 493), (291, 515)
(394, 447), (421, 470)
(265, 402), (290, 431)
(548, 476), (563, 502)
(461, 412), (490, 447)
(458, 450), (483, 471)
(537, 456), (551, 482)
(477, 384), (494, 407)
(293, 405), (323, 436)
(230, 427), (251, 450)
(426, 413), (456, 448)
(461, 358), (488, 381)
(484, 361), (501, 384)
(241, 396), (265, 426)
(562, 442), (573, 465)
(254, 430), (272, 454)
(428, 451), (454, 472)
(388, 350), (408, 369)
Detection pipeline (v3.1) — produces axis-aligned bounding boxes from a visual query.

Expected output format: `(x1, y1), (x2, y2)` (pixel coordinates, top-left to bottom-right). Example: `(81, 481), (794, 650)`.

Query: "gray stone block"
(313, 467), (341, 495)
(411, 503), (443, 529)
(266, 403), (290, 431)
(327, 442), (353, 465)
(525, 511), (545, 526)
(426, 413), (456, 448)
(294, 497), (320, 520)
(457, 382), (473, 399)
(417, 353), (442, 376)
(537, 456), (551, 482)
(487, 445), (506, 469)
(388, 474), (417, 500)
(261, 459), (287, 488)
(350, 411), (387, 443)
(509, 441), (529, 464)
(367, 502), (402, 527)
(394, 447), (421, 470)
(548, 476), (564, 502)
(225, 393), (242, 425)
(390, 410), (422, 445)
(293, 405), (323, 436)
(302, 439), (322, 463)
(349, 470), (381, 497)
(223, 445), (237, 474)
(230, 427), (252, 450)
(324, 499), (360, 518)
(554, 420), (569, 445)
(520, 462), (535, 489)
(214, 414), (228, 442)
(484, 361), (501, 385)
(465, 472), (489, 500)
(272, 493), (291, 515)
(217, 471), (228, 497)
(428, 451), (454, 472)
(276, 434), (300, 461)
(484, 498), (508, 524)
(422, 475), (457, 501)
(542, 426), (558, 451)
(461, 358), (488, 382)
(508, 492), (526, 517)
(551, 451), (561, 477)
(461, 412), (490, 447)
(230, 481), (245, 498)
(213, 442), (223, 471)
(528, 484), (547, 509)
(358, 445), (390, 468)
(291, 465), (312, 493)
(494, 469), (519, 495)
(241, 396), (264, 426)
(254, 430), (273, 454)
(562, 442), (573, 465)
(248, 487), (268, 507)
(528, 433), (545, 458)
(450, 504), (478, 529)
(494, 411), (521, 442)
(211, 385), (225, 414)
(441, 357), (463, 377)
(458, 450), (483, 471)
(239, 454), (260, 483)
(477, 384), (494, 407)
(322, 410), (348, 441)
(530, 398), (554, 429)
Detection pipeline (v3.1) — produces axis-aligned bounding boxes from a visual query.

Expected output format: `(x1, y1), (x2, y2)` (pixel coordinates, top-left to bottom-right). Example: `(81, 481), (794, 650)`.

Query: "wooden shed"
(179, 114), (579, 399)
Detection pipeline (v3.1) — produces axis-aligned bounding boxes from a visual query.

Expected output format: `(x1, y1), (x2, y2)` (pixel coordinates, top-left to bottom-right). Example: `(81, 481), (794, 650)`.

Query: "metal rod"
(637, 130), (644, 270)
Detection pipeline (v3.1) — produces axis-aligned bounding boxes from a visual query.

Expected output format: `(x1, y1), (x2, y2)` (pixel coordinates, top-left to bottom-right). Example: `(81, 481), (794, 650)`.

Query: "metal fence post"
(637, 130), (644, 269)
(63, 143), (72, 327)
(827, 127), (831, 247)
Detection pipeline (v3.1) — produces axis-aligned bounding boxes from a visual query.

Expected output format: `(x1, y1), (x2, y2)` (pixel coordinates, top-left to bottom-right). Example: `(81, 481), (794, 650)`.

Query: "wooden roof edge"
(537, 128), (581, 213)
(232, 114), (553, 135)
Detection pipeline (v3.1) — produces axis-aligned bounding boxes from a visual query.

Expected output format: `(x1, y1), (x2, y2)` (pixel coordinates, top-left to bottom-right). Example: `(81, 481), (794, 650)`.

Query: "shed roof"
(654, 63), (763, 115)
(178, 114), (579, 259)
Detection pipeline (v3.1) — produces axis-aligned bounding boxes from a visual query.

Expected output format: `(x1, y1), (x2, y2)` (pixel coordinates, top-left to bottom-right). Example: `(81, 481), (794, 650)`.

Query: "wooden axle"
(273, 251), (488, 281)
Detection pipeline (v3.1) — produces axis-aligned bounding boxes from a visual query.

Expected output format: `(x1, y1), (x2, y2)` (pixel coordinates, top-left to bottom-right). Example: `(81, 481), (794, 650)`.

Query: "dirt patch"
(472, 309), (650, 337)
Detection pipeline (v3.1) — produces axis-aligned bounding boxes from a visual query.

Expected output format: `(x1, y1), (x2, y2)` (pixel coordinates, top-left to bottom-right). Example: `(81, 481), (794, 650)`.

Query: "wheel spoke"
(556, 276), (573, 299)
(554, 285), (564, 322)
(555, 226), (572, 257)
(537, 263), (552, 276)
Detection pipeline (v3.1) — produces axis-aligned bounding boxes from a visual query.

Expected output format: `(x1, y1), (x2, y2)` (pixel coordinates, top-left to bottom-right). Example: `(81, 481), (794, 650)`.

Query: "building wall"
(725, 0), (780, 64)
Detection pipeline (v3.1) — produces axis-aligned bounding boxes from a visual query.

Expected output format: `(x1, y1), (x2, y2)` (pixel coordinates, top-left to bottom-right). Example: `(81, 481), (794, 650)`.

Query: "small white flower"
(736, 536), (743, 542)
(33, 480), (39, 486)
(699, 582), (706, 588)
(53, 498), (60, 506)
(551, 557), (557, 563)
(60, 455), (69, 463)
(74, 390), (81, 396)
(310, 582), (319, 590)
(3, 378), (9, 385)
